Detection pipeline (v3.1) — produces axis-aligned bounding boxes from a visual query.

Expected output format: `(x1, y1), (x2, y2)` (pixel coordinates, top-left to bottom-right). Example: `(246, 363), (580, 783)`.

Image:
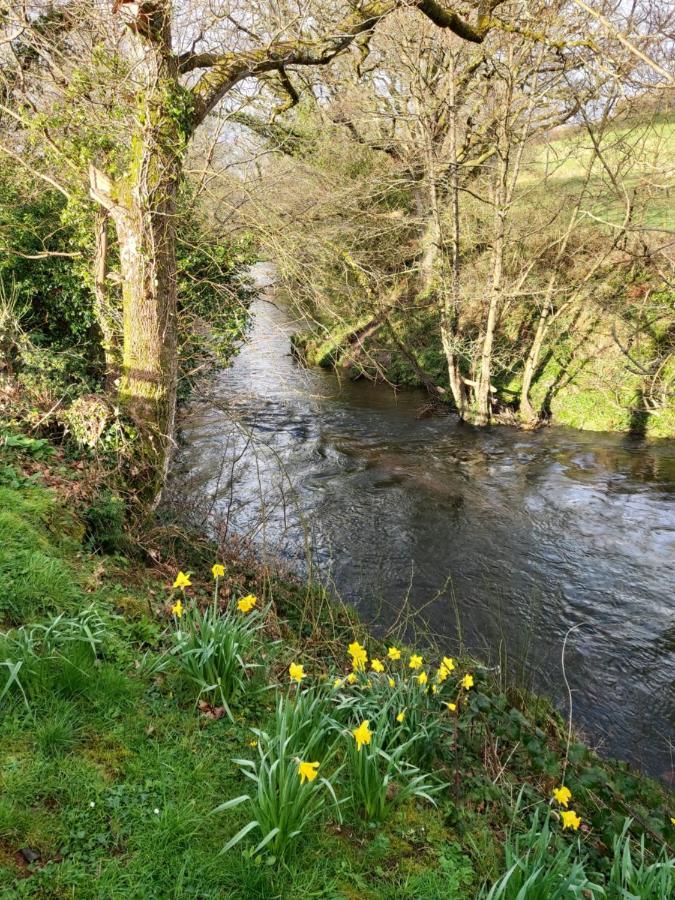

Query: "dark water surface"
(171, 264), (675, 782)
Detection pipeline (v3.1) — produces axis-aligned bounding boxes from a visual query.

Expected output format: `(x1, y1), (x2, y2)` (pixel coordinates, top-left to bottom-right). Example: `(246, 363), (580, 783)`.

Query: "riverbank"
(1, 432), (673, 897)
(291, 317), (675, 439)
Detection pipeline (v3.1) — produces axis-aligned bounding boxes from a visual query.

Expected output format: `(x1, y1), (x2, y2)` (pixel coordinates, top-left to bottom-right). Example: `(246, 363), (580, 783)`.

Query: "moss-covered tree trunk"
(89, 5), (187, 504)
(92, 210), (122, 388)
(113, 144), (180, 499)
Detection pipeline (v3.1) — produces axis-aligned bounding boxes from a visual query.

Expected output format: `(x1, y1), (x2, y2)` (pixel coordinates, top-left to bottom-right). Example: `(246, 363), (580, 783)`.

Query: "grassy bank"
(291, 308), (675, 439)
(0, 433), (673, 898)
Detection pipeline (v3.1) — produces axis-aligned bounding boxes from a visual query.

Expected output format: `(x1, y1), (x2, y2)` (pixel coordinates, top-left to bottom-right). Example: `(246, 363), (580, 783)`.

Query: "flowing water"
(171, 263), (675, 782)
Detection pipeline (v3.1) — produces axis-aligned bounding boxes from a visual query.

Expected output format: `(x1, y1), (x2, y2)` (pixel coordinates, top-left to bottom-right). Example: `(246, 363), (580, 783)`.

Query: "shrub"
(83, 490), (128, 554)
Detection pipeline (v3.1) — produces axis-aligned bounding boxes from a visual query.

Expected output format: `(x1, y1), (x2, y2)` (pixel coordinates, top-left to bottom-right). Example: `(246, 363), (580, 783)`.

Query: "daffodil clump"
(168, 568), (268, 719)
(346, 710), (445, 822)
(216, 638), (478, 853)
(327, 640), (476, 767)
(219, 688), (343, 858)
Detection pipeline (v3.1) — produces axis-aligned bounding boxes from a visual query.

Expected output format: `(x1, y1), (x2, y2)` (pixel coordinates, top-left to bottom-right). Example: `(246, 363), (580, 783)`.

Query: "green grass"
(0, 484), (84, 624)
(520, 114), (675, 229)
(0, 454), (673, 897)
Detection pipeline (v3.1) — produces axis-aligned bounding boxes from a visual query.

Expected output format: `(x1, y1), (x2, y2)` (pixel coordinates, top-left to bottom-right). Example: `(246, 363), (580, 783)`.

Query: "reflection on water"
(170, 264), (675, 782)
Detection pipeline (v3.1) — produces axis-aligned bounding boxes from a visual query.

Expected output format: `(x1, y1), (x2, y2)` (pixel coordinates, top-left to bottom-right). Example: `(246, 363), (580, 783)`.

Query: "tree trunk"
(89, 6), (186, 504)
(112, 162), (179, 498)
(419, 211), (441, 295)
(443, 81), (470, 420)
(93, 209), (121, 388)
(474, 157), (507, 425)
(422, 90), (470, 420)
(520, 278), (555, 424)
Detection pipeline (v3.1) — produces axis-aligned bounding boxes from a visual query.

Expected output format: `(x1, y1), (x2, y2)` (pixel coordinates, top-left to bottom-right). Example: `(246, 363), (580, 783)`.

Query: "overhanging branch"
(187, 2), (502, 125)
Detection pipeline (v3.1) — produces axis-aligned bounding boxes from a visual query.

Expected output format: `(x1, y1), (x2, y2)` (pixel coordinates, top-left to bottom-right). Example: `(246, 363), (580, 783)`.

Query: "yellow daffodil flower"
(387, 646), (401, 661)
(461, 673), (474, 690)
(671, 817), (675, 826)
(348, 641), (368, 671)
(333, 677), (344, 688)
(417, 671), (428, 685)
(171, 599), (184, 618)
(248, 740), (258, 748)
(297, 760), (320, 784)
(553, 786), (572, 808)
(437, 656), (455, 682)
(409, 654), (423, 670)
(431, 684), (438, 694)
(388, 677), (395, 688)
(352, 720), (372, 751)
(371, 658), (384, 673)
(237, 593), (257, 613)
(347, 672), (358, 684)
(561, 810), (581, 831)
(396, 710), (405, 723)
(211, 563), (225, 578)
(289, 662), (305, 683)
(444, 702), (457, 712)
(172, 571), (191, 589)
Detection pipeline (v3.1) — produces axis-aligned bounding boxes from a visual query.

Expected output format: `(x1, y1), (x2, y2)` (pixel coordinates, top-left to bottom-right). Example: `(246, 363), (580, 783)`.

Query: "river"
(170, 263), (675, 783)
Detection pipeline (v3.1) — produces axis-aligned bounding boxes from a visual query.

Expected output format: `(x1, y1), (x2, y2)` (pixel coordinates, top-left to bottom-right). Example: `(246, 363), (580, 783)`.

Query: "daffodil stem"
(453, 711), (460, 804)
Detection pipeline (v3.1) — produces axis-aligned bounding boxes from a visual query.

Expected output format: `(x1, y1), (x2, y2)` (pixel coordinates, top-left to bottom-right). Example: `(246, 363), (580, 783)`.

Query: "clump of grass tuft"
(0, 606), (110, 707)
(35, 700), (82, 757)
(606, 819), (674, 897)
(0, 550), (81, 624)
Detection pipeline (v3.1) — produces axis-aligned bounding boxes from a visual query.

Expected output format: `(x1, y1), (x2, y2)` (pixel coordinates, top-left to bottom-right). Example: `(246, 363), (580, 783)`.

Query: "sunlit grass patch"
(0, 485), (85, 625)
(0, 550), (80, 625)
